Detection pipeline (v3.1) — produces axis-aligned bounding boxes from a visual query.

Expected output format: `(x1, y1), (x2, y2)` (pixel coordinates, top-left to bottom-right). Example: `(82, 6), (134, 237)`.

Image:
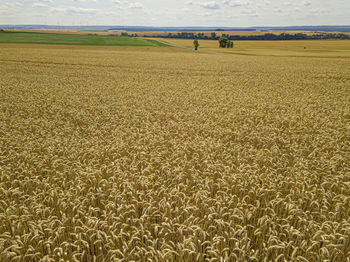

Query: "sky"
(0, 0), (349, 27)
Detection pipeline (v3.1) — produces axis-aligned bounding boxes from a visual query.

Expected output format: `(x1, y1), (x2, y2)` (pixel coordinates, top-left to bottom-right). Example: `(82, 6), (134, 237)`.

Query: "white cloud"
(112, 0), (125, 9)
(0, 1), (22, 14)
(223, 0), (243, 7)
(51, 6), (99, 15)
(33, 2), (49, 8)
(223, 0), (250, 7)
(240, 10), (258, 17)
(3, 2), (22, 8)
(303, 0), (311, 6)
(0, 0), (349, 28)
(311, 8), (328, 15)
(200, 12), (214, 16)
(128, 2), (143, 9)
(33, 0), (53, 8)
(73, 0), (97, 2)
(201, 1), (220, 9)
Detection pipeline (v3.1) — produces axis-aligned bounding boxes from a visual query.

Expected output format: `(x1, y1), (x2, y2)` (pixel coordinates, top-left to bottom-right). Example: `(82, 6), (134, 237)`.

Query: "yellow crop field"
(0, 43), (350, 261)
(153, 38), (350, 58)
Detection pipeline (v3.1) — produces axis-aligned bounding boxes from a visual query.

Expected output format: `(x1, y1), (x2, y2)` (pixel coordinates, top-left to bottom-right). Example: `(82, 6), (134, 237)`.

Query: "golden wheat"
(0, 43), (349, 261)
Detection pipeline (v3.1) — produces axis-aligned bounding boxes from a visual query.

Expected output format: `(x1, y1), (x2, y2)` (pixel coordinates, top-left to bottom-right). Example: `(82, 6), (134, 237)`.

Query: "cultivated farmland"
(0, 31), (165, 46)
(153, 38), (350, 58)
(0, 42), (350, 261)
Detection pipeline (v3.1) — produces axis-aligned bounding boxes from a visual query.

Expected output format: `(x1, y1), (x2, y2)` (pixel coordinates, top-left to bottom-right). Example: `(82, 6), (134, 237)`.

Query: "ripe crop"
(0, 44), (349, 261)
(152, 38), (350, 58)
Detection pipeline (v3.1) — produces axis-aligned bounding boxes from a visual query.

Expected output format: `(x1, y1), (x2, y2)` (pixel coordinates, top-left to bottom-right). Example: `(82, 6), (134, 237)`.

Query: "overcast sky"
(0, 0), (349, 27)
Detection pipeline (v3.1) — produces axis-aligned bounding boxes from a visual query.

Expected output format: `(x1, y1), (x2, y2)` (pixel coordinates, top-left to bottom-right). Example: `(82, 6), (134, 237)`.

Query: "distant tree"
(198, 33), (205, 38)
(193, 39), (199, 50)
(219, 37), (228, 48)
(211, 32), (216, 39)
(230, 41), (234, 48)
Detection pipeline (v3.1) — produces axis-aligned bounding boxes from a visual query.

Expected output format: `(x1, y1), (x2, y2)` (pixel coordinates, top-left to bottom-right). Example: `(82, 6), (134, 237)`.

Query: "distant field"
(154, 38), (350, 58)
(0, 31), (165, 46)
(79, 30), (108, 33)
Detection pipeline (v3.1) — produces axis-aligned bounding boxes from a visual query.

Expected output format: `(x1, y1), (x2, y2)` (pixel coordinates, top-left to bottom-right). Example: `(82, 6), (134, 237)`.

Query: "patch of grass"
(0, 31), (166, 46)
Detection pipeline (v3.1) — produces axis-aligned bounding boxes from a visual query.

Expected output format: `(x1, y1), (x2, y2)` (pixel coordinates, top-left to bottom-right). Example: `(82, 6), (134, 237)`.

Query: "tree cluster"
(219, 37), (234, 48)
(121, 32), (138, 37)
(137, 32), (350, 41)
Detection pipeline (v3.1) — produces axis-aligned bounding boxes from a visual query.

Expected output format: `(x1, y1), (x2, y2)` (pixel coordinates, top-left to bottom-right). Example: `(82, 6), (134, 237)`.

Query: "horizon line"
(1, 24), (350, 27)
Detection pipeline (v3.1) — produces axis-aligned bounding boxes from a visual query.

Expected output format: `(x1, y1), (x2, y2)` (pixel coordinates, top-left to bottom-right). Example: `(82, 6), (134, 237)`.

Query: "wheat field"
(0, 43), (350, 261)
(152, 39), (350, 58)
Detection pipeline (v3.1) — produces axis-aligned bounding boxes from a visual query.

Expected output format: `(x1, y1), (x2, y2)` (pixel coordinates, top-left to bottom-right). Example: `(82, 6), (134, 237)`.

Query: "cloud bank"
(0, 0), (348, 27)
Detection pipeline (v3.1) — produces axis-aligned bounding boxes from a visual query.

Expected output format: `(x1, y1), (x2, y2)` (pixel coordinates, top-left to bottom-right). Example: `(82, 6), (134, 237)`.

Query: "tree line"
(121, 31), (350, 41)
